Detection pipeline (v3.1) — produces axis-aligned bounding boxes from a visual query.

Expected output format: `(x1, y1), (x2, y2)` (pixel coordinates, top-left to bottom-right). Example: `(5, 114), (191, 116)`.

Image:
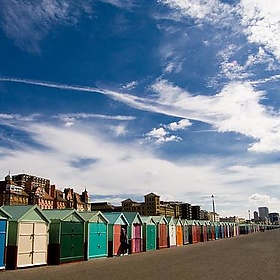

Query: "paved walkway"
(1, 229), (280, 280)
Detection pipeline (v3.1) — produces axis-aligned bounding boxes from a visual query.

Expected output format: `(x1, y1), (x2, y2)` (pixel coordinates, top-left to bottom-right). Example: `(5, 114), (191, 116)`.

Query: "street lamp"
(211, 195), (216, 222)
(248, 210), (251, 223)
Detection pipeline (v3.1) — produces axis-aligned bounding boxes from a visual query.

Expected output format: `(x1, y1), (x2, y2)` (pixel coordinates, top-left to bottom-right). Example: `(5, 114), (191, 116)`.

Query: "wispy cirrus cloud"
(1, 76), (280, 152)
(0, 0), (92, 53)
(97, 0), (137, 9)
(56, 113), (135, 127)
(159, 0), (280, 69)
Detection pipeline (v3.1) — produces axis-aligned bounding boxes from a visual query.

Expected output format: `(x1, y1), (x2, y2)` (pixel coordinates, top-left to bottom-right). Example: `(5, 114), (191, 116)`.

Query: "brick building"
(0, 173), (90, 211)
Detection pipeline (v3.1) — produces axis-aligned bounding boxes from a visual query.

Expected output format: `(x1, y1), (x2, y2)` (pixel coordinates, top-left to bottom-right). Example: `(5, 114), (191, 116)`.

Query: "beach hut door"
(133, 224), (141, 253)
(18, 222), (48, 267)
(0, 220), (7, 268)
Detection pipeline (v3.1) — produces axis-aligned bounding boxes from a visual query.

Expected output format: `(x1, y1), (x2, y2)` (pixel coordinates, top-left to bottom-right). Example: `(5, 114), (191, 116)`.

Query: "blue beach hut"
(214, 222), (220, 240)
(79, 211), (108, 260)
(0, 207), (11, 270)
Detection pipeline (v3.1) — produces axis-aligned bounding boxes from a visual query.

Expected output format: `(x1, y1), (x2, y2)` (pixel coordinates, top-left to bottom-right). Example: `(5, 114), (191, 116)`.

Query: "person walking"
(120, 227), (129, 256)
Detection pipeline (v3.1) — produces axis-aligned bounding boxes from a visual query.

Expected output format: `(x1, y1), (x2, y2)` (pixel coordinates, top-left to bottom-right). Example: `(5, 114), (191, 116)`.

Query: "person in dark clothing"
(120, 227), (128, 256)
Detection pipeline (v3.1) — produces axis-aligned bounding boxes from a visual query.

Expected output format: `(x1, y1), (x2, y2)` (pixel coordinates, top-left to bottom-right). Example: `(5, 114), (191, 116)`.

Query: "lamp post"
(248, 210), (251, 223)
(211, 195), (216, 222)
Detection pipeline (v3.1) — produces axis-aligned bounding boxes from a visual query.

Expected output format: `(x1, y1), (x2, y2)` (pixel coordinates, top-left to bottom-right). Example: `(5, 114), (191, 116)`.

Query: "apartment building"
(0, 173), (29, 205)
(121, 193), (177, 217)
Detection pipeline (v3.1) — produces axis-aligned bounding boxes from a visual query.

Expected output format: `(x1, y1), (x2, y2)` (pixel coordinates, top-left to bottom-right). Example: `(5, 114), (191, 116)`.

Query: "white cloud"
(121, 81), (138, 90)
(1, 117), (280, 217)
(145, 127), (181, 143)
(158, 0), (280, 80)
(160, 0), (217, 21)
(152, 79), (280, 152)
(145, 118), (191, 143)
(249, 193), (280, 213)
(159, 0), (236, 27)
(160, 0), (280, 64)
(108, 124), (127, 137)
(167, 119), (191, 131)
(245, 47), (277, 70)
(238, 0), (280, 60)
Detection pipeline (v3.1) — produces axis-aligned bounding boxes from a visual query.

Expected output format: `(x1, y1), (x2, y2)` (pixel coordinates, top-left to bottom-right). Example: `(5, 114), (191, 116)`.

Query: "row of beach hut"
(0, 205), (269, 271)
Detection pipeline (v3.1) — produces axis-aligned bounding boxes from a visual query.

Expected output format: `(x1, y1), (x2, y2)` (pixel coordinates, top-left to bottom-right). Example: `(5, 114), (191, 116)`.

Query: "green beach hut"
(42, 209), (85, 265)
(141, 216), (156, 252)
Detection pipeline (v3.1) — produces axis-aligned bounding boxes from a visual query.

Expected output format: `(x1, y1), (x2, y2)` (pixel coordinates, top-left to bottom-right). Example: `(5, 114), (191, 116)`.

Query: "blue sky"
(1, 0), (280, 218)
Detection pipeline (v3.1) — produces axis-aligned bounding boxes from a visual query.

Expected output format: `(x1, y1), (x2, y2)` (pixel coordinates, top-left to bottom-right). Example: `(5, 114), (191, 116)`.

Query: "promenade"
(1, 229), (280, 280)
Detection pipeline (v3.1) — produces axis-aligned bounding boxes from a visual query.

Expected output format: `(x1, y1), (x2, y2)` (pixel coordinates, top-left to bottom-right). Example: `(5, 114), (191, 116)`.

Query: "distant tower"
(253, 211), (259, 222)
(5, 171), (12, 184)
(144, 193), (160, 215)
(258, 207), (269, 222)
(81, 188), (90, 204)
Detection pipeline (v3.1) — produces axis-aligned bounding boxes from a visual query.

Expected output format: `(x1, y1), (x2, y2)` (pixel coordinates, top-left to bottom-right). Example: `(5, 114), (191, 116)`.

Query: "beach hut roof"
(166, 216), (176, 225)
(122, 212), (143, 225)
(186, 219), (199, 225)
(1, 205), (50, 223)
(79, 211), (108, 223)
(103, 212), (129, 225)
(42, 209), (84, 222)
(150, 215), (168, 224)
(141, 216), (156, 225)
(174, 218), (183, 225)
(0, 206), (12, 219)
